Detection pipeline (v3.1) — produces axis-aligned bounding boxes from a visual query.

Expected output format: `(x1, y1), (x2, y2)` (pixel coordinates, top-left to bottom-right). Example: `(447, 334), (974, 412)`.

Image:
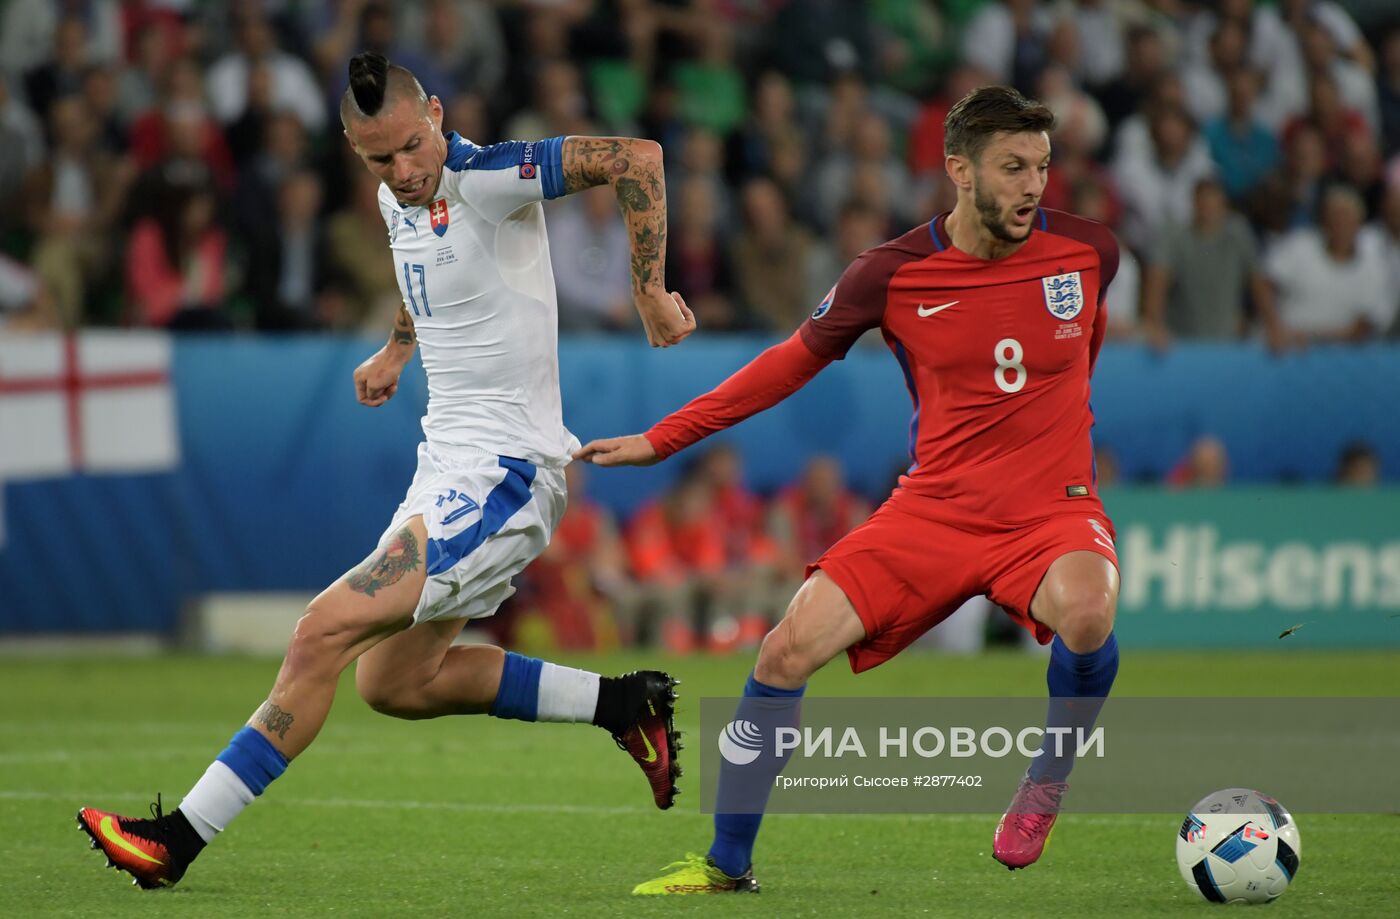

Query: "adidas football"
(1176, 788), (1301, 904)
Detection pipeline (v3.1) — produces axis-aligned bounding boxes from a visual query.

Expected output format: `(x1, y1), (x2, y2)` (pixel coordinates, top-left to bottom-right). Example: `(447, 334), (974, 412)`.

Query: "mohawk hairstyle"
(339, 51), (427, 128)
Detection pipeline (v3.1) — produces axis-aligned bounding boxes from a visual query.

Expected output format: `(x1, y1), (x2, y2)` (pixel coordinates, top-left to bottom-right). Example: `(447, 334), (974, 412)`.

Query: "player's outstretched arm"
(353, 303), (416, 407)
(574, 331), (831, 467)
(560, 136), (694, 348)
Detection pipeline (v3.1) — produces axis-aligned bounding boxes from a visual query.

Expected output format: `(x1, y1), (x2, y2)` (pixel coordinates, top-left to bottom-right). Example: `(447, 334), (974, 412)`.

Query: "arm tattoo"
(392, 305), (416, 348)
(253, 701), (295, 740)
(345, 526), (421, 597)
(561, 136), (668, 295)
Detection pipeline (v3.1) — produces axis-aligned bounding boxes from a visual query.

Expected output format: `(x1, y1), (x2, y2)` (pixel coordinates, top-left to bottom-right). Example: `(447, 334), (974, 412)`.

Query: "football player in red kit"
(578, 86), (1123, 895)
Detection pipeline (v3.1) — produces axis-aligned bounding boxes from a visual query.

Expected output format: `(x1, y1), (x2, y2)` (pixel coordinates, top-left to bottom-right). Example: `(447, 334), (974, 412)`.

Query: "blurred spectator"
(1295, 17), (1379, 134)
(665, 175), (745, 331)
(81, 64), (124, 154)
(1380, 30), (1400, 158)
(669, 127), (734, 235)
(1280, 0), (1374, 72)
(960, 0), (1052, 90)
(1096, 25), (1170, 129)
(1334, 441), (1381, 485)
(768, 0), (876, 86)
(321, 2), (453, 105)
(806, 200), (886, 314)
(115, 23), (176, 127)
(125, 179), (229, 329)
(208, 9), (326, 134)
(127, 57), (236, 191)
(1167, 435), (1230, 488)
(0, 76), (43, 231)
(1, 0), (121, 81)
(1283, 70), (1370, 172)
(1264, 184), (1393, 343)
(1038, 66), (1117, 216)
(23, 15), (90, 127)
(624, 468), (730, 653)
(503, 60), (589, 142)
(1071, 0), (1128, 91)
(1360, 179), (1400, 336)
(1070, 178), (1139, 338)
(514, 462), (631, 650)
(1182, 19), (1249, 127)
(1142, 178), (1278, 347)
(907, 65), (991, 178)
(22, 94), (132, 327)
(727, 70), (803, 183)
(404, 0), (508, 103)
(0, 253), (56, 330)
(694, 443), (779, 648)
(547, 186), (635, 332)
(769, 455), (870, 588)
(674, 19), (747, 136)
(1247, 120), (1327, 237)
(813, 110), (914, 232)
(245, 168), (331, 331)
(731, 176), (814, 332)
(1203, 67), (1280, 202)
(232, 112), (312, 265)
(1112, 102), (1217, 252)
(323, 167), (403, 330)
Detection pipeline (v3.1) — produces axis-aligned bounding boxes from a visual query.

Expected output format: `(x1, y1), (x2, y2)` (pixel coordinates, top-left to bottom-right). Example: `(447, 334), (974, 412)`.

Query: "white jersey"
(378, 132), (579, 466)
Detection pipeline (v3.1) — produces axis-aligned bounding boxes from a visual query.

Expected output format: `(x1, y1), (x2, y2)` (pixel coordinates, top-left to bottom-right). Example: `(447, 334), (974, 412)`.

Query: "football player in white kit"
(78, 52), (695, 891)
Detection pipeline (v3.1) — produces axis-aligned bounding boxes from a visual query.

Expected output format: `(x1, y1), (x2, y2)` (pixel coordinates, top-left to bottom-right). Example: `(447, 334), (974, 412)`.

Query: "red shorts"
(808, 487), (1118, 673)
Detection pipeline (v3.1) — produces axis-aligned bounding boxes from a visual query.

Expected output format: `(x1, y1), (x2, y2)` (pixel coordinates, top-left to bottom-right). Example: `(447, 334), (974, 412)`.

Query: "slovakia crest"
(388, 209), (400, 243)
(1042, 271), (1084, 320)
(429, 198), (450, 237)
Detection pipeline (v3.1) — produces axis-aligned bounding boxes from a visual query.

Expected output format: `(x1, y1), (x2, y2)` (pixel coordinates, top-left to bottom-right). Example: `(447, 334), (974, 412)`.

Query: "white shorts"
(377, 443), (567, 623)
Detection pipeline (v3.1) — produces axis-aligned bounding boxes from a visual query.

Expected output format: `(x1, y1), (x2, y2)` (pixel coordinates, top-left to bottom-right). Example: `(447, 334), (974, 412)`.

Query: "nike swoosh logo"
(639, 729), (659, 764)
(99, 816), (164, 865)
(918, 301), (959, 317)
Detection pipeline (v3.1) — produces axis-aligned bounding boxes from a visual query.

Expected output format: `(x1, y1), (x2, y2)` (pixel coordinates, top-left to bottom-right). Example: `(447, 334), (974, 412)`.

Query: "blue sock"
(489, 652), (545, 722)
(1030, 632), (1119, 784)
(709, 672), (805, 878)
(215, 726), (288, 794)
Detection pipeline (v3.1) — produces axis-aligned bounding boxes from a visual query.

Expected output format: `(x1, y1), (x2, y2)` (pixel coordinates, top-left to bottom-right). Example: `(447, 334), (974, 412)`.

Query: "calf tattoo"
(346, 527), (421, 597)
(253, 701), (295, 739)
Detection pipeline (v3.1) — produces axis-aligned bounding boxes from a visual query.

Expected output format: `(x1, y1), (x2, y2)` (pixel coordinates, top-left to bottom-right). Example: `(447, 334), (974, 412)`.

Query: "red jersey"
(647, 208), (1119, 523)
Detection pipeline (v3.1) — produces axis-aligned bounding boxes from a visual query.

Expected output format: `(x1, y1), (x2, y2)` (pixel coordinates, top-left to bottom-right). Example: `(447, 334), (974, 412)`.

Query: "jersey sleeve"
(797, 249), (892, 360)
(446, 136), (566, 224)
(643, 332), (831, 459)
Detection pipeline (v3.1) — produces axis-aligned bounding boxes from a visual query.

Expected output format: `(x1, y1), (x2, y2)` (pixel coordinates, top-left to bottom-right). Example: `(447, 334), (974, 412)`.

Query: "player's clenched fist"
(634, 289), (696, 348)
(353, 348), (407, 407)
(573, 434), (660, 466)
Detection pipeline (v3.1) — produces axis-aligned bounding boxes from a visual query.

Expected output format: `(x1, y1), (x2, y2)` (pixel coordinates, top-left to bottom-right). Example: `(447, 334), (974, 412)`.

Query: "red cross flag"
(0, 331), (179, 480)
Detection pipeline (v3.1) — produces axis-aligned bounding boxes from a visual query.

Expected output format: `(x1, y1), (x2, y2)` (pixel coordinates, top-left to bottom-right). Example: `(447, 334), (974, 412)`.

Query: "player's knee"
(285, 605), (357, 675)
(1050, 586), (1116, 652)
(754, 622), (816, 689)
(355, 671), (431, 719)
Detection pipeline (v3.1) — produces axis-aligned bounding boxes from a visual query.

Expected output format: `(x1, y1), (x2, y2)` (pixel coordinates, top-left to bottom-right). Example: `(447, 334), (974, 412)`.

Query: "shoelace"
(658, 853), (710, 875)
(116, 794), (169, 843)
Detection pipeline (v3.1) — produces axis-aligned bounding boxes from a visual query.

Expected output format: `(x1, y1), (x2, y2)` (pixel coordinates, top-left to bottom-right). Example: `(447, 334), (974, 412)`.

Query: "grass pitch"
(2, 648), (1397, 917)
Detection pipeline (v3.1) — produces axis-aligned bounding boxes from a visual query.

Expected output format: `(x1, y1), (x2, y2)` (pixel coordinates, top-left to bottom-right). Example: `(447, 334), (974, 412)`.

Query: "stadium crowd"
(0, 0), (1397, 343)
(0, 1), (1393, 649)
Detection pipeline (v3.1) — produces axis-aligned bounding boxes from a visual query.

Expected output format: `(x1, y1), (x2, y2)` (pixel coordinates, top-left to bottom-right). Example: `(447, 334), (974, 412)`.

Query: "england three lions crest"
(1042, 271), (1084, 321)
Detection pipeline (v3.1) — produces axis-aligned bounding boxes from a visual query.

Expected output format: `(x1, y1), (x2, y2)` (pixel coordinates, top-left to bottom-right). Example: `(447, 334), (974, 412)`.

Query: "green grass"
(2, 649), (1397, 917)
